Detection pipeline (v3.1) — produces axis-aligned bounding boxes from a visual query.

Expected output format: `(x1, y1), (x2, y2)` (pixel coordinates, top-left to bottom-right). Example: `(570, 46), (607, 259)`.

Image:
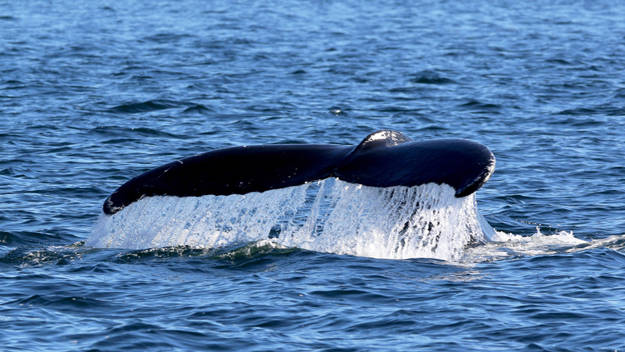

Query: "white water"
(88, 178), (495, 261)
(461, 228), (586, 263)
(460, 227), (625, 264)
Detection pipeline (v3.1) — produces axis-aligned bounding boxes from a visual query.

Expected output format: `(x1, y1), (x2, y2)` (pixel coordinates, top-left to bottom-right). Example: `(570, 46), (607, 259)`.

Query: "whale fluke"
(103, 130), (495, 215)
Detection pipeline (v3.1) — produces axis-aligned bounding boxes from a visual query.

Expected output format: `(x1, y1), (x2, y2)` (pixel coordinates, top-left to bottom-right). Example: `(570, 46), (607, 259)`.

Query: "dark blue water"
(2, 0), (625, 350)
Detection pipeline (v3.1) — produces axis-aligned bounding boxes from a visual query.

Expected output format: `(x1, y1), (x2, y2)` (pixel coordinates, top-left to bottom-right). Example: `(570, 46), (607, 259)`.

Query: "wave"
(90, 126), (185, 139)
(87, 179), (494, 261)
(458, 99), (502, 112)
(108, 100), (179, 114)
(410, 70), (455, 85)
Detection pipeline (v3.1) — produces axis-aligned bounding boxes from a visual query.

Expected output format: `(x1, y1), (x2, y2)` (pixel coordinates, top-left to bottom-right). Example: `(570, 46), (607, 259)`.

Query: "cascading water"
(88, 178), (495, 261)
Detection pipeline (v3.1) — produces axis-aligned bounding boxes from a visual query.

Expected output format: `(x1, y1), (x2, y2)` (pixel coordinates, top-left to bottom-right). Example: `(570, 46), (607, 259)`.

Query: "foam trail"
(88, 178), (494, 261)
(461, 228), (590, 263)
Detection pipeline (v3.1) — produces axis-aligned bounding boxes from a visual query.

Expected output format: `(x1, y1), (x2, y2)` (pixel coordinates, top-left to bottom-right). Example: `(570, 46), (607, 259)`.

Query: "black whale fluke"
(103, 131), (495, 215)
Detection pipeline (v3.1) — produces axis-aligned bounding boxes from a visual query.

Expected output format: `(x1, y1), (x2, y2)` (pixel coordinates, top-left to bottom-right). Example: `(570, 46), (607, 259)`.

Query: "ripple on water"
(108, 100), (180, 114)
(90, 126), (186, 139)
(457, 99), (502, 113)
(410, 70), (456, 85)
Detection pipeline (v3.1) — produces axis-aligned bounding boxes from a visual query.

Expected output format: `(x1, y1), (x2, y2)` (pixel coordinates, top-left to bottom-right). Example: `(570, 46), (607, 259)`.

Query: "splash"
(88, 178), (494, 261)
(461, 227), (590, 263)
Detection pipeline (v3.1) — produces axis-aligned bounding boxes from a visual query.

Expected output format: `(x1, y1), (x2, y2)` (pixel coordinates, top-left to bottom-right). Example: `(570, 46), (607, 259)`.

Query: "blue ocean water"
(2, 0), (625, 350)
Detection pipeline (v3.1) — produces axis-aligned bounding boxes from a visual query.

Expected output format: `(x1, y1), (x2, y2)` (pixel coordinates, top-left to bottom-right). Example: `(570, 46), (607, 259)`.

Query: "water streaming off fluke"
(88, 179), (494, 261)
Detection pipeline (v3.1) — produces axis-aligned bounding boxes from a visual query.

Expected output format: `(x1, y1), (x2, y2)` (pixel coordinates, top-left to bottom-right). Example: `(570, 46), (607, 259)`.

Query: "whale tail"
(103, 130), (495, 215)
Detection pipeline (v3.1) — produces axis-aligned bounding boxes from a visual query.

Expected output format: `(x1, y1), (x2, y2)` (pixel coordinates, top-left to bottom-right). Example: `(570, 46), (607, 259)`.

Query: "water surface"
(2, 0), (625, 350)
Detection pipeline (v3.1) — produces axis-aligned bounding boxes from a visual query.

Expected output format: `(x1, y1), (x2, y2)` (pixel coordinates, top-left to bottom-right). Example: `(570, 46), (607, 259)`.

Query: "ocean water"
(2, 0), (625, 350)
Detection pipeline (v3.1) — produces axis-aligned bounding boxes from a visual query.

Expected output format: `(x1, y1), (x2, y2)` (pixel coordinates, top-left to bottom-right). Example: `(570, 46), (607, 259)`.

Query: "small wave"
(373, 106), (423, 114)
(555, 107), (597, 116)
(0, 231), (64, 247)
(415, 125), (448, 132)
(545, 58), (574, 65)
(90, 126), (185, 139)
(547, 116), (604, 127)
(614, 87), (625, 99)
(9, 293), (112, 312)
(458, 99), (501, 112)
(388, 86), (427, 94)
(556, 104), (625, 117)
(143, 32), (195, 44)
(0, 167), (14, 175)
(1, 244), (84, 267)
(410, 70), (455, 85)
(3, 79), (23, 86)
(182, 104), (212, 114)
(108, 100), (179, 114)
(100, 138), (141, 145)
(25, 186), (102, 197)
